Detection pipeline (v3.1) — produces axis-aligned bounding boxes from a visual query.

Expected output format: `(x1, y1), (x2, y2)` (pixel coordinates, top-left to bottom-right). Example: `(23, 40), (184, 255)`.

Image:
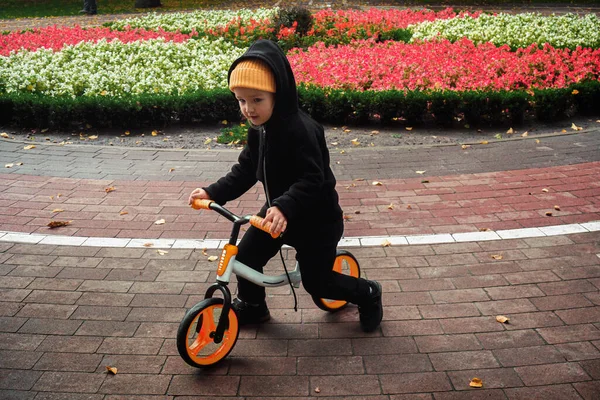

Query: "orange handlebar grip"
(249, 216), (279, 238)
(191, 199), (213, 210)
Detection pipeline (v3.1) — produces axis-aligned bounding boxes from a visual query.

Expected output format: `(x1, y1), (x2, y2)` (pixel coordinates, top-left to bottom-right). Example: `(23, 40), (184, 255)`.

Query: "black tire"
(176, 297), (239, 368)
(312, 249), (362, 312)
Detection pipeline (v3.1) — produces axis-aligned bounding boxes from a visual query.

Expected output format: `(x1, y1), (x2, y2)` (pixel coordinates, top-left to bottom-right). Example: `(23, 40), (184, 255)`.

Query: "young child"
(188, 39), (383, 332)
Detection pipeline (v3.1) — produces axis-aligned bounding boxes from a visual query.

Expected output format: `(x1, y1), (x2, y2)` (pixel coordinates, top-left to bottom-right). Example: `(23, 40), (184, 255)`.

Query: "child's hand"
(264, 206), (287, 236)
(188, 188), (210, 205)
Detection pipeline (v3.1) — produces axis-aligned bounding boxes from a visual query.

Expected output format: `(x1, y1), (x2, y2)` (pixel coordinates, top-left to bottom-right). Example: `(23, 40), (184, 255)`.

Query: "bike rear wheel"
(177, 297), (239, 368)
(312, 250), (361, 312)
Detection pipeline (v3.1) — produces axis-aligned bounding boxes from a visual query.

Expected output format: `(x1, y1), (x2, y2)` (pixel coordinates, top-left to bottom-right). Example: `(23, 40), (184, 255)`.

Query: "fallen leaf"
(421, 180), (430, 184)
(354, 178), (365, 181)
(469, 377), (483, 388)
(169, 168), (175, 173)
(88, 135), (98, 140)
(381, 240), (391, 247)
(154, 219), (166, 225)
(24, 145), (36, 150)
(343, 215), (352, 220)
(105, 187), (116, 193)
(461, 144), (471, 150)
(106, 366), (118, 374)
(535, 139), (541, 144)
(491, 254), (503, 260)
(157, 249), (168, 256)
(52, 209), (64, 213)
(387, 203), (394, 210)
(554, 205), (561, 211)
(143, 242), (153, 247)
(506, 128), (514, 134)
(120, 211), (128, 215)
(314, 387), (321, 393)
(207, 255), (219, 262)
(571, 123), (583, 131)
(480, 141), (489, 145)
(124, 131), (130, 136)
(343, 129), (351, 133)
(407, 204), (412, 209)
(494, 133), (502, 140)
(561, 129), (567, 133)
(340, 150), (346, 154)
(542, 188), (549, 193)
(201, 248), (208, 256)
(370, 130), (380, 135)
(151, 130), (158, 136)
(331, 142), (339, 146)
(521, 131), (529, 137)
(1, 132), (9, 138)
(416, 170), (426, 174)
(354, 210), (361, 214)
(496, 315), (510, 324)
(47, 220), (71, 228)
(204, 138), (212, 145)
(372, 181), (383, 186)
(351, 138), (360, 146)
(405, 127), (413, 131)
(545, 211), (553, 216)
(5, 163), (13, 168)
(479, 228), (490, 232)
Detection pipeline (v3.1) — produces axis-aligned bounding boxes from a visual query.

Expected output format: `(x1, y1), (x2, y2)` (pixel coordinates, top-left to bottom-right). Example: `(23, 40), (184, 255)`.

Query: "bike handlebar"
(191, 199), (280, 238)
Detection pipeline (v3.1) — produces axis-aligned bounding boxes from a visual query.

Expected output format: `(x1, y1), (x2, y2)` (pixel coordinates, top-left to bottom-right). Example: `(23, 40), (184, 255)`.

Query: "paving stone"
(574, 381), (600, 400)
(97, 337), (164, 355)
(505, 384), (584, 400)
(476, 330), (545, 350)
(19, 318), (82, 335)
(414, 334), (482, 353)
(382, 320), (443, 336)
(493, 345), (566, 366)
(0, 350), (42, 369)
(239, 376), (309, 397)
(450, 275), (509, 289)
(231, 339), (288, 357)
(429, 350), (499, 371)
(447, 368), (524, 390)
(433, 390), (508, 400)
(440, 316), (506, 334)
(352, 337), (418, 355)
(32, 371), (105, 393)
(475, 299), (537, 315)
(530, 294), (595, 311)
(0, 317), (27, 333)
(228, 356), (296, 376)
(99, 374), (171, 395)
(556, 307), (600, 325)
(74, 321), (139, 337)
(484, 284), (545, 300)
(538, 324), (600, 344)
(431, 289), (490, 304)
(298, 355), (365, 375)
(0, 370), (43, 391)
(555, 341), (600, 361)
(514, 362), (591, 386)
(502, 311), (564, 330)
(36, 336), (102, 353)
(33, 352), (102, 372)
(380, 372), (452, 394)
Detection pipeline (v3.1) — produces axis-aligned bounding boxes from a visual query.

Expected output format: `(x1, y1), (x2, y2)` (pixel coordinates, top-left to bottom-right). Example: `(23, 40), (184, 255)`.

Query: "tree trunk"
(135, 0), (162, 8)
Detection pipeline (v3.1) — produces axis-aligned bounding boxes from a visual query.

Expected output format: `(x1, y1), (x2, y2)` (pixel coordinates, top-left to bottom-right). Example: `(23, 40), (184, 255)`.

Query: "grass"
(1, 0), (598, 19)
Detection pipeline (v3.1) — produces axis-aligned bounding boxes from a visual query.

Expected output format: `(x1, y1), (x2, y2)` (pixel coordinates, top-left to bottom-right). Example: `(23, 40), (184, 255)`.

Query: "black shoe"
(79, 9), (89, 14)
(231, 297), (270, 325)
(358, 280), (383, 332)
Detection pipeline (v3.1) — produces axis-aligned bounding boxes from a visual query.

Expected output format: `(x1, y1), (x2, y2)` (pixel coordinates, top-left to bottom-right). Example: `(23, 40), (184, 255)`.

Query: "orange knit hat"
(229, 59), (276, 93)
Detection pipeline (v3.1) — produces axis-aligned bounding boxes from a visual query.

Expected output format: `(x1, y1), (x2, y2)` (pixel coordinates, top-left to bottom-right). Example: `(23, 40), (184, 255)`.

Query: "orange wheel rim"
(185, 304), (238, 366)
(321, 255), (360, 309)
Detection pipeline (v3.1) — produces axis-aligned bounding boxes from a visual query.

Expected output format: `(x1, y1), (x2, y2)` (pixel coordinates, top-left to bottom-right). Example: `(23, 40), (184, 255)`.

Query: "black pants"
(235, 221), (371, 305)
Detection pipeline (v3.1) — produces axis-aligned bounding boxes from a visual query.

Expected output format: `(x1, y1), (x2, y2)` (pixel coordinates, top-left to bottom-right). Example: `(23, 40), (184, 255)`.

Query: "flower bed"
(410, 12), (600, 50)
(0, 25), (194, 56)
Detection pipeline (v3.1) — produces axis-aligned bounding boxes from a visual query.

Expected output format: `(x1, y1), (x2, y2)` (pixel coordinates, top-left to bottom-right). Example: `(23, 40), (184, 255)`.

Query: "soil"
(1, 115), (598, 150)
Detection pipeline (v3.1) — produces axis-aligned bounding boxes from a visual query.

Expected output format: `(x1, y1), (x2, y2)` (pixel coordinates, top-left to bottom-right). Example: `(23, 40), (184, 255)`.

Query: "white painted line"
(0, 233), (44, 244)
(171, 239), (221, 249)
(0, 220), (598, 248)
(407, 234), (454, 245)
(453, 231), (502, 242)
(82, 237), (131, 247)
(39, 235), (88, 246)
(582, 221), (600, 232)
(127, 238), (175, 248)
(496, 227), (545, 239)
(539, 224), (588, 236)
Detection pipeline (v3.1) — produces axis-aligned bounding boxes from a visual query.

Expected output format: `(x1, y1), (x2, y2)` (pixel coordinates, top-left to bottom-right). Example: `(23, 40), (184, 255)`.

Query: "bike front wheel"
(176, 297), (239, 368)
(313, 250), (362, 312)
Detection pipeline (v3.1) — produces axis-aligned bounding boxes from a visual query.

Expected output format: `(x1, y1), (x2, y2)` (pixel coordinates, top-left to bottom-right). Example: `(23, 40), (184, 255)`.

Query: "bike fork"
(203, 282), (232, 343)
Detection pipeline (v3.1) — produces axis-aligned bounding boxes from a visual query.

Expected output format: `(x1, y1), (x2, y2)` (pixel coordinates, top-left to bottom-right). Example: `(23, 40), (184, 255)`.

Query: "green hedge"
(1, 81), (599, 129)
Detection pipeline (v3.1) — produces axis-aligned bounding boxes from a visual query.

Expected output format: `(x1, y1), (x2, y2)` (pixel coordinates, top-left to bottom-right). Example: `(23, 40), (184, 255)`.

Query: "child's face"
(233, 87), (275, 127)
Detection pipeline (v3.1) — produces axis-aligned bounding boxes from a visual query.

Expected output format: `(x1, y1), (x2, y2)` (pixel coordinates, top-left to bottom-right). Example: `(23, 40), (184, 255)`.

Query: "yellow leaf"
(381, 240), (391, 247)
(154, 219), (166, 225)
(343, 129), (351, 133)
(88, 135), (98, 140)
(157, 249), (168, 256)
(405, 127), (413, 131)
(571, 123), (582, 131)
(1, 132), (9, 138)
(124, 131), (130, 136)
(491, 254), (503, 260)
(406, 204), (412, 209)
(204, 138), (212, 145)
(372, 181), (383, 186)
(387, 203), (394, 210)
(57, 193), (62, 198)
(521, 131), (529, 137)
(340, 150), (346, 154)
(479, 227), (489, 232)
(354, 178), (365, 181)
(331, 142), (339, 146)
(5, 163), (13, 168)
(496, 315), (510, 324)
(151, 130), (158, 136)
(554, 205), (561, 211)
(15, 162), (23, 166)
(221, 120), (228, 125)
(343, 215), (352, 220)
(506, 128), (514, 134)
(469, 377), (483, 388)
(351, 138), (360, 146)
(480, 141), (489, 145)
(24, 145), (36, 150)
(201, 248), (208, 256)
(416, 170), (426, 174)
(119, 211), (128, 215)
(143, 242), (153, 247)
(461, 144), (470, 150)
(106, 366), (118, 375)
(207, 255), (219, 262)
(354, 210), (361, 214)
(52, 209), (64, 213)
(105, 187), (116, 193)
(314, 387), (321, 393)
(169, 168), (175, 173)
(370, 130), (380, 135)
(542, 188), (549, 193)
(572, 89), (579, 95)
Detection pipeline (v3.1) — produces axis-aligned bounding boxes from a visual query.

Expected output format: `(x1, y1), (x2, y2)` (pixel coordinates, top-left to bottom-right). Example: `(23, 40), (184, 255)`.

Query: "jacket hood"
(228, 40), (299, 118)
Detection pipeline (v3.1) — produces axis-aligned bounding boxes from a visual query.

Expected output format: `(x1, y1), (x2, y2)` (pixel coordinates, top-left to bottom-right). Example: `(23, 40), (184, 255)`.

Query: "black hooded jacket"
(203, 40), (343, 244)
